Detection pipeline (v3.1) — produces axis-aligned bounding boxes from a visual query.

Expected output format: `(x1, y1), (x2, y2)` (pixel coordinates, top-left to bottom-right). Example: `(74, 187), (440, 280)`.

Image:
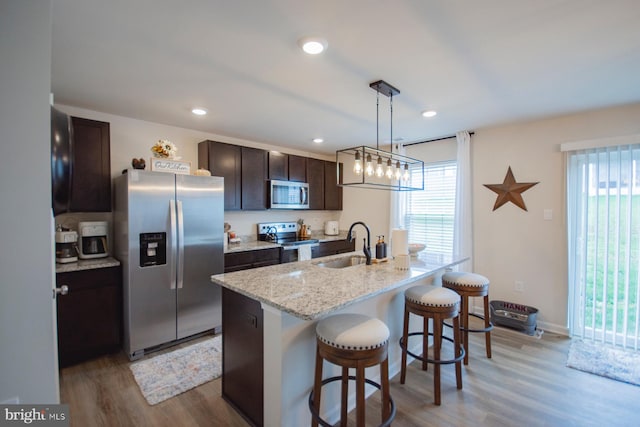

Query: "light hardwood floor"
(60, 325), (640, 427)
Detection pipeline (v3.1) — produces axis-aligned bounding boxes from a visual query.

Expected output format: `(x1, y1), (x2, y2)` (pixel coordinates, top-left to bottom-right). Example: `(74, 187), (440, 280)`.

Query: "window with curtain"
(567, 144), (640, 349)
(404, 161), (457, 259)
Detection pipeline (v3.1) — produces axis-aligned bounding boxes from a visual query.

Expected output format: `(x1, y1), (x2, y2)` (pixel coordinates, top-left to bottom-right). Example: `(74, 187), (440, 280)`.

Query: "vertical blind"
(404, 161), (457, 259)
(567, 144), (640, 349)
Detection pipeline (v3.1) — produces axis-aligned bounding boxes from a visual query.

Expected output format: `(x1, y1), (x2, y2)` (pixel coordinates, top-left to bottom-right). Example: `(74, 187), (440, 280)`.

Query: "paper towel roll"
(391, 228), (408, 258)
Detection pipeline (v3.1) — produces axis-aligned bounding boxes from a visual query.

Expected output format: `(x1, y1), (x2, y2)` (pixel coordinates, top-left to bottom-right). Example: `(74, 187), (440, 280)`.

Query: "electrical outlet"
(514, 281), (524, 292)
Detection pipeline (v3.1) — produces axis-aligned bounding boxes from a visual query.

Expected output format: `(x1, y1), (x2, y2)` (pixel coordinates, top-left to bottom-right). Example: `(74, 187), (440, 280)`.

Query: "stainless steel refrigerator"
(114, 170), (224, 360)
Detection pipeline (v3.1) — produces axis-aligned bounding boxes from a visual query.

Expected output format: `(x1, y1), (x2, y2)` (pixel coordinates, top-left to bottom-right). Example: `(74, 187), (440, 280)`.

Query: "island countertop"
(211, 252), (468, 320)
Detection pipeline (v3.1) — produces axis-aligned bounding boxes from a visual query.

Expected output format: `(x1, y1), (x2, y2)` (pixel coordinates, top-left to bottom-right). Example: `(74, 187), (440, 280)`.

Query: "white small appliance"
(324, 221), (339, 235)
(78, 221), (109, 259)
(55, 230), (78, 263)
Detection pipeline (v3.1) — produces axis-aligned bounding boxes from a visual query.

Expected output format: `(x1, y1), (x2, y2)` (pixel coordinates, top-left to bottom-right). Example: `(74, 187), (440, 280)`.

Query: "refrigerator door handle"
(176, 200), (185, 289)
(169, 199), (178, 290)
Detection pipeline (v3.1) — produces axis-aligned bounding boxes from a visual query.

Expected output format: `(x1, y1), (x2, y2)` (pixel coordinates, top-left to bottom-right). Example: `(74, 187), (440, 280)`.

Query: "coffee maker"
(78, 221), (109, 259)
(55, 229), (78, 263)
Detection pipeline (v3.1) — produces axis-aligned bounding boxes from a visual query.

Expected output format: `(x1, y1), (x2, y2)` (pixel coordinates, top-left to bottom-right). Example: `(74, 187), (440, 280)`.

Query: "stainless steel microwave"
(269, 180), (309, 209)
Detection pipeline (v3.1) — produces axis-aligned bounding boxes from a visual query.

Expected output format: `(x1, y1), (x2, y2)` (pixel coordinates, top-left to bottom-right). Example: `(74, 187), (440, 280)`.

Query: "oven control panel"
(257, 222), (297, 235)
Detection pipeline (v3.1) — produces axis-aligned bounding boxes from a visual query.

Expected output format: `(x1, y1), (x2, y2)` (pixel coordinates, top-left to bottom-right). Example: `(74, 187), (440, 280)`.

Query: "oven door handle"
(282, 243), (319, 250)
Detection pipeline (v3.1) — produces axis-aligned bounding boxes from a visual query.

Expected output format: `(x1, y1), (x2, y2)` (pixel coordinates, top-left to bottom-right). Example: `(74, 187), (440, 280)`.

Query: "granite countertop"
(225, 240), (281, 253)
(55, 256), (121, 274)
(211, 251), (468, 320)
(224, 231), (350, 254)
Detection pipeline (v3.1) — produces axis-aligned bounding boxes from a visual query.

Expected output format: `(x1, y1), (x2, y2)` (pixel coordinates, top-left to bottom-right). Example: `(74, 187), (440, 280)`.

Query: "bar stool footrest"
(308, 375), (396, 427)
(399, 332), (465, 365)
(444, 313), (494, 333)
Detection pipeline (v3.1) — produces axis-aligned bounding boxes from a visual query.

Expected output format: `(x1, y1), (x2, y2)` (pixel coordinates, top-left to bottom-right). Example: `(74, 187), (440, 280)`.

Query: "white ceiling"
(51, 0), (640, 155)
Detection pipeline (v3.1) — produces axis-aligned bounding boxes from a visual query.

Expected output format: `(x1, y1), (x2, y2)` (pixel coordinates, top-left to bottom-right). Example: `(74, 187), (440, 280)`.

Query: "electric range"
(257, 222), (319, 246)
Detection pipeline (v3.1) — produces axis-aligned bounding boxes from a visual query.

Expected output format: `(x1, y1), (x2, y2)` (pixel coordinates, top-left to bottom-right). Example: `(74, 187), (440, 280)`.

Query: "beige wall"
(472, 102), (640, 334)
(55, 105), (342, 237)
(57, 101), (640, 334)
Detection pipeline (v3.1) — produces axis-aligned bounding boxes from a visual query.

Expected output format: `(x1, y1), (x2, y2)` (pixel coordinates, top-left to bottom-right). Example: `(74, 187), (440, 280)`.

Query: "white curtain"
(390, 144), (407, 235)
(454, 131), (472, 271)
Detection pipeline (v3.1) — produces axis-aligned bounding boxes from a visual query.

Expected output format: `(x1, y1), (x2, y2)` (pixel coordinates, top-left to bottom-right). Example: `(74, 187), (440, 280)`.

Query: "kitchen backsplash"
(223, 210), (343, 240)
(55, 209), (344, 248)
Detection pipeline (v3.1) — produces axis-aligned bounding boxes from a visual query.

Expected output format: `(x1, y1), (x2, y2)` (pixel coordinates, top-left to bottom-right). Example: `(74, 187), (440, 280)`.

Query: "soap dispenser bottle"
(376, 235), (387, 259)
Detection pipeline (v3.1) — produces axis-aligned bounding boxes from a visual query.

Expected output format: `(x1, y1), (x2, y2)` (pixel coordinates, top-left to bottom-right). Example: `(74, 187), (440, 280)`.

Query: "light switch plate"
(543, 209), (553, 220)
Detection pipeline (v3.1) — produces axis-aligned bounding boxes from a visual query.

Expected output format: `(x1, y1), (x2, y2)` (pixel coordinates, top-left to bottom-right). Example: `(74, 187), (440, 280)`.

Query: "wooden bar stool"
(442, 271), (493, 365)
(399, 285), (464, 406)
(309, 313), (395, 427)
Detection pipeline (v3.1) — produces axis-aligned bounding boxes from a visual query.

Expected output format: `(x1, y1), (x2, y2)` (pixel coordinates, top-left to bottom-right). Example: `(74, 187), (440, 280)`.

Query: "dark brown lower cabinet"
(224, 247), (281, 273)
(222, 288), (263, 427)
(312, 239), (355, 258)
(56, 266), (122, 368)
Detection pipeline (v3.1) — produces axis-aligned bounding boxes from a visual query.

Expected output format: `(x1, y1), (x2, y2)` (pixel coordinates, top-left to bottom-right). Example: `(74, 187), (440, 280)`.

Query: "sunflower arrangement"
(151, 139), (178, 158)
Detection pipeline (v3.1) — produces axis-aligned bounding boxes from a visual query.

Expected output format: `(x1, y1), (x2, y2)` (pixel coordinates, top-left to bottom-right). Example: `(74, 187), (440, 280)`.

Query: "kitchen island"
(211, 251), (468, 426)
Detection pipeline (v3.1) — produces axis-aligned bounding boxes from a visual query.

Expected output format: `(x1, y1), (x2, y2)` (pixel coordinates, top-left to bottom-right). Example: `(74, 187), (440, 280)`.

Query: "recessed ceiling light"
(422, 110), (437, 118)
(298, 37), (328, 55)
(313, 138), (324, 144)
(192, 108), (207, 116)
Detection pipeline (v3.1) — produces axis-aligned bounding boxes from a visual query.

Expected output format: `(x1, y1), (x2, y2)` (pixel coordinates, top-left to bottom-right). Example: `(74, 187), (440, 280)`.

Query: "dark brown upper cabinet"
(198, 140), (241, 210)
(307, 158), (325, 210)
(241, 146), (268, 210)
(199, 140), (342, 211)
(324, 160), (343, 210)
(69, 117), (111, 212)
(268, 152), (306, 182)
(288, 155), (307, 182)
(268, 151), (288, 181)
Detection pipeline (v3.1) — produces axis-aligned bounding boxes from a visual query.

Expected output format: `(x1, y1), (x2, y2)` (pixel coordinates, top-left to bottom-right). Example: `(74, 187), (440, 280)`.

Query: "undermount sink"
(314, 255), (368, 269)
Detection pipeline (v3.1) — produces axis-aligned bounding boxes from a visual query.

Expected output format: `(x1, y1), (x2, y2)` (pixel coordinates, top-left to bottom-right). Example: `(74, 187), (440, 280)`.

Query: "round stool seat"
(442, 272), (490, 293)
(316, 313), (390, 350)
(442, 271), (492, 365)
(311, 313), (395, 426)
(400, 285), (464, 405)
(406, 285), (460, 307)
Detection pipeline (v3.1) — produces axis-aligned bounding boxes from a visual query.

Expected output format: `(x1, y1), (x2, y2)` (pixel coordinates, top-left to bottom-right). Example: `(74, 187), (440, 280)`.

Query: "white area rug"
(567, 339), (640, 387)
(130, 335), (222, 405)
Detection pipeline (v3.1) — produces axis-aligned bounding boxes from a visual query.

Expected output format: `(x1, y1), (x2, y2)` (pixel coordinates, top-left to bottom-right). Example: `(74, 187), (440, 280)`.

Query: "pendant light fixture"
(336, 80), (424, 191)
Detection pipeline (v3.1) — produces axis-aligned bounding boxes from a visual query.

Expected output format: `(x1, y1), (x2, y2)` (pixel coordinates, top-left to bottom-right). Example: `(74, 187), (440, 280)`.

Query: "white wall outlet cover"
(543, 209), (553, 220)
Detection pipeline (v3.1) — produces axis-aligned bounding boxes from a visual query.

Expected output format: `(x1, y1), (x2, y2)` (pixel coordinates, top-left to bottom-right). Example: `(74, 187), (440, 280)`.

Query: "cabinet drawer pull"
(54, 285), (69, 297)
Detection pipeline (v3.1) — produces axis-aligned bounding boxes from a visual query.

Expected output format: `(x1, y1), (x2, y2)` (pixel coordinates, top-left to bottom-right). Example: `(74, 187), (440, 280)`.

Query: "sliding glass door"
(567, 144), (640, 349)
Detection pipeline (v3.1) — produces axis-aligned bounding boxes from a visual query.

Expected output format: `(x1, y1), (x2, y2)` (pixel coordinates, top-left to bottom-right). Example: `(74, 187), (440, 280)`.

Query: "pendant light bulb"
(375, 156), (384, 177)
(353, 151), (362, 175)
(402, 163), (410, 181)
(365, 153), (374, 176)
(394, 161), (402, 180)
(385, 158), (393, 179)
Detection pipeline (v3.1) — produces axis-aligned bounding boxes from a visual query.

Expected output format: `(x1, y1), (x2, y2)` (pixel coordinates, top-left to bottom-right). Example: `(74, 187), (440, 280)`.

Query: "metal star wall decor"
(483, 166), (539, 211)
